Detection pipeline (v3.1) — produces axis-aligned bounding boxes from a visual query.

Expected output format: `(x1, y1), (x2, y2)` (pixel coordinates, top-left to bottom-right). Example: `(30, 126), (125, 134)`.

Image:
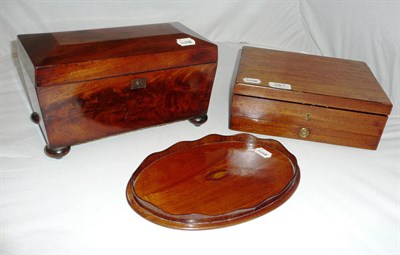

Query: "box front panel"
(230, 95), (388, 150)
(38, 63), (217, 148)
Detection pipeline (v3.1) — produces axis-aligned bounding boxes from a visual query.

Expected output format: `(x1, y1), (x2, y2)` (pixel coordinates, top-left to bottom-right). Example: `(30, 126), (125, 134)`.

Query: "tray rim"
(126, 133), (300, 230)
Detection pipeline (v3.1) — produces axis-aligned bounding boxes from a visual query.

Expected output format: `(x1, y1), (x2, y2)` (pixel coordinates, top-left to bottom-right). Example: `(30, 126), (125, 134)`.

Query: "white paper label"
(176, 38), (196, 46)
(243, 77), (261, 84)
(254, 147), (272, 158)
(269, 81), (292, 90)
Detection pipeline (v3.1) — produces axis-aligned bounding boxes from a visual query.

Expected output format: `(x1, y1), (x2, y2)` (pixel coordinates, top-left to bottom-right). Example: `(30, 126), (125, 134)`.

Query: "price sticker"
(176, 38), (196, 46)
(243, 77), (261, 84)
(269, 81), (292, 90)
(254, 147), (272, 158)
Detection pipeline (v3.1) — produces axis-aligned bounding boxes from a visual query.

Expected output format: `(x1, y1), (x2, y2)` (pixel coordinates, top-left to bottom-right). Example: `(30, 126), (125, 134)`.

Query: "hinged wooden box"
(17, 23), (218, 158)
(230, 46), (392, 150)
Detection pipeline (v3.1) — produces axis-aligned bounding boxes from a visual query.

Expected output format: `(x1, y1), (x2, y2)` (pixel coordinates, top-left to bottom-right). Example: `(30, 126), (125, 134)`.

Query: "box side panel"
(17, 40), (49, 143)
(16, 39), (36, 83)
(230, 95), (389, 150)
(37, 63), (217, 148)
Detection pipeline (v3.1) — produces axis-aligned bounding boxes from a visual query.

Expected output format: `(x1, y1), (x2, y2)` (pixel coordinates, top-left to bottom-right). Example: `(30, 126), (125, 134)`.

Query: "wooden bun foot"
(44, 145), (71, 159)
(189, 114), (208, 127)
(31, 112), (40, 124)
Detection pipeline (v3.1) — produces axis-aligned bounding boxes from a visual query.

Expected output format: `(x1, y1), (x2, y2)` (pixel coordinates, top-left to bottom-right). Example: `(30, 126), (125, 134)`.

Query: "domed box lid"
(17, 22), (217, 87)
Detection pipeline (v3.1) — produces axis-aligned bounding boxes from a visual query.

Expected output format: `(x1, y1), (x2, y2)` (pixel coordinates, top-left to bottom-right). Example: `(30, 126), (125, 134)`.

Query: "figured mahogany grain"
(126, 133), (300, 230)
(17, 23), (218, 156)
(39, 64), (216, 148)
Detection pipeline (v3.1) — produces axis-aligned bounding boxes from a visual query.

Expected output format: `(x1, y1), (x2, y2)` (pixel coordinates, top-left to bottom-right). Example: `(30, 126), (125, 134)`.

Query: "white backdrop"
(1, 1), (399, 106)
(1, 1), (399, 255)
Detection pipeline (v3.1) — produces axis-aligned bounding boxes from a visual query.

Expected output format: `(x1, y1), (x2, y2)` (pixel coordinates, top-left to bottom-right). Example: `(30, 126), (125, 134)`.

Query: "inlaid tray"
(126, 133), (300, 230)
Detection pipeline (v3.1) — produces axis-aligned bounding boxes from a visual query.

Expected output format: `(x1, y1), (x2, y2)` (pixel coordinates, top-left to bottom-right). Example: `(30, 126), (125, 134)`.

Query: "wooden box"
(230, 47), (392, 150)
(17, 23), (218, 158)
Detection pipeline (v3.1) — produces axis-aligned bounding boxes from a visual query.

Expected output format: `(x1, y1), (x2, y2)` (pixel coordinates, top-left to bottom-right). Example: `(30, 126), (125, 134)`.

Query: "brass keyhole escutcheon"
(299, 127), (310, 138)
(305, 113), (311, 121)
(130, 78), (147, 90)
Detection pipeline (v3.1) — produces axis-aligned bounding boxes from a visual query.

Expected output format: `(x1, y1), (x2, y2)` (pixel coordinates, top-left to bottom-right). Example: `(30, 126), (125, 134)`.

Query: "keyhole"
(299, 127), (310, 138)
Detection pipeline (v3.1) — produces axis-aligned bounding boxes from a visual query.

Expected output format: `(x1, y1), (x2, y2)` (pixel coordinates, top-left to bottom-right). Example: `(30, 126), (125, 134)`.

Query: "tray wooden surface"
(126, 133), (300, 230)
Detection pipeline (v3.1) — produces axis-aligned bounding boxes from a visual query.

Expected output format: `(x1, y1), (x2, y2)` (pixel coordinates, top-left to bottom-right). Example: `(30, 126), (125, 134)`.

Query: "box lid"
(17, 22), (217, 87)
(234, 46), (392, 115)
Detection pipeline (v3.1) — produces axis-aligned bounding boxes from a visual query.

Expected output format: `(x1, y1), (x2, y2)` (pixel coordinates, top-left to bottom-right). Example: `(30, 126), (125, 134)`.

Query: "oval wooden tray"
(126, 133), (300, 230)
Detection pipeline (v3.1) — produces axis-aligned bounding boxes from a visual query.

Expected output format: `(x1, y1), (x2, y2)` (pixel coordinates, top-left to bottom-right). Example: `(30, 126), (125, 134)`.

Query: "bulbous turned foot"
(44, 145), (71, 159)
(31, 112), (40, 124)
(189, 114), (208, 127)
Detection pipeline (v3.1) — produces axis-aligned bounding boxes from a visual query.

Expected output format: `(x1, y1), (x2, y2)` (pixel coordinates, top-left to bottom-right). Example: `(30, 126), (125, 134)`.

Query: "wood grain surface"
(17, 23), (218, 87)
(126, 133), (300, 230)
(230, 46), (392, 150)
(17, 23), (218, 153)
(38, 64), (217, 148)
(235, 46), (392, 115)
(230, 95), (388, 149)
